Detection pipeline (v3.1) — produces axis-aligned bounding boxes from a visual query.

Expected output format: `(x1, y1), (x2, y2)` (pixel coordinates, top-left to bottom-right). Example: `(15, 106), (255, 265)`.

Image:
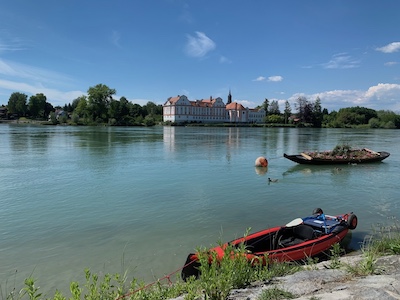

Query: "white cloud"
(0, 59), (17, 75)
(268, 75), (283, 82)
(219, 55), (231, 64)
(253, 75), (283, 82)
(365, 83), (400, 101)
(0, 59), (72, 85)
(0, 34), (26, 53)
(322, 53), (360, 69)
(236, 99), (253, 108)
(309, 90), (365, 106)
(384, 61), (398, 66)
(376, 42), (400, 53)
(0, 59), (85, 106)
(184, 31), (216, 58)
(260, 97), (287, 110)
(178, 3), (194, 24)
(0, 78), (84, 105)
(287, 83), (400, 113)
(180, 89), (190, 97)
(253, 76), (266, 82)
(110, 30), (122, 48)
(125, 97), (156, 106)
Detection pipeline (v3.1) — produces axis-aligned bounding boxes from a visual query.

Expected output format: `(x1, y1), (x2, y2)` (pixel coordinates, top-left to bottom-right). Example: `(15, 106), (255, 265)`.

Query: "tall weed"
(348, 217), (400, 276)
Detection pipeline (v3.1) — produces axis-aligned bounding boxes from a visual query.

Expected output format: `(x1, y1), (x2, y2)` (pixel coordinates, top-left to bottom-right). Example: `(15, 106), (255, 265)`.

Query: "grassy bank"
(3, 222), (400, 300)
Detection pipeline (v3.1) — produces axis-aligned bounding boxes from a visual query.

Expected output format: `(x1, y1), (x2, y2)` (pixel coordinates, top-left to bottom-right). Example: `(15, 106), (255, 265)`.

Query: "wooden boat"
(284, 148), (390, 165)
(181, 209), (357, 280)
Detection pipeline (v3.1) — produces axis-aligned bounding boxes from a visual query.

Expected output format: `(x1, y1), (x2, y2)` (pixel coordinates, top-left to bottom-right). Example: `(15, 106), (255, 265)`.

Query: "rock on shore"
(172, 254), (400, 300)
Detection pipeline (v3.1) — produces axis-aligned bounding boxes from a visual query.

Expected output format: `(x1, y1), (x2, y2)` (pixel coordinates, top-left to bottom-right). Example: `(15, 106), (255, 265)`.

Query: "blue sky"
(1, 0), (400, 112)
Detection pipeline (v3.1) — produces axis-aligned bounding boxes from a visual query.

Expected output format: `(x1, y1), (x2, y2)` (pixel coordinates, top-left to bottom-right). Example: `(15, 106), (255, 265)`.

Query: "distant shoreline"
(0, 119), (296, 128)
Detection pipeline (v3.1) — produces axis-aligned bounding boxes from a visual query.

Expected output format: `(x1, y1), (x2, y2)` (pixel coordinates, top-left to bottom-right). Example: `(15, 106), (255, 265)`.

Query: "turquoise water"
(0, 124), (399, 295)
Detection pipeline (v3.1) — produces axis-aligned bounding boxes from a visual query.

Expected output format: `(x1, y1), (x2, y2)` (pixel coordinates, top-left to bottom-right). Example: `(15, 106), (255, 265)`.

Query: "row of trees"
(3, 83), (400, 128)
(7, 92), (54, 120)
(260, 96), (325, 127)
(5, 84), (163, 126)
(260, 97), (400, 129)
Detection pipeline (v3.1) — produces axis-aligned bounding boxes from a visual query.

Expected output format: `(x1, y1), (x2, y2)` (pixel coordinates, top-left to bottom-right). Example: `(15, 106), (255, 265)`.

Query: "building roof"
(192, 98), (219, 107)
(226, 102), (245, 110)
(167, 96), (181, 104)
(166, 95), (222, 106)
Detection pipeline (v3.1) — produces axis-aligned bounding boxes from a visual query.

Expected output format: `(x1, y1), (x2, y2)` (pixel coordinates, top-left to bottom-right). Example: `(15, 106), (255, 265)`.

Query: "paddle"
(285, 218), (303, 227)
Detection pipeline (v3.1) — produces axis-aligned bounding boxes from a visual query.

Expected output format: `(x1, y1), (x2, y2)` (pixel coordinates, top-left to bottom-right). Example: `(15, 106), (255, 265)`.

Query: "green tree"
(336, 106), (378, 126)
(44, 102), (54, 119)
(312, 96), (323, 127)
(304, 102), (314, 124)
(262, 98), (269, 115)
(73, 96), (89, 124)
(106, 97), (144, 125)
(135, 115), (144, 125)
(71, 113), (80, 124)
(143, 115), (156, 126)
(295, 96), (308, 122)
(130, 103), (143, 118)
(383, 121), (396, 129)
(87, 84), (116, 122)
(74, 96), (87, 117)
(377, 110), (400, 128)
(28, 93), (47, 119)
(323, 110), (337, 127)
(269, 100), (280, 115)
(119, 96), (130, 117)
(336, 111), (363, 126)
(265, 114), (284, 124)
(368, 117), (380, 128)
(65, 98), (82, 113)
(108, 99), (121, 122)
(283, 100), (291, 124)
(49, 111), (58, 124)
(142, 101), (159, 116)
(8, 92), (28, 116)
(142, 101), (163, 123)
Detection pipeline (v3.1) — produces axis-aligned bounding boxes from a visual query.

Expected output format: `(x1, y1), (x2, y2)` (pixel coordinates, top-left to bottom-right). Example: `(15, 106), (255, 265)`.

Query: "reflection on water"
(255, 166), (268, 176)
(282, 164), (351, 174)
(163, 126), (245, 163)
(0, 124), (399, 295)
(9, 125), (50, 153)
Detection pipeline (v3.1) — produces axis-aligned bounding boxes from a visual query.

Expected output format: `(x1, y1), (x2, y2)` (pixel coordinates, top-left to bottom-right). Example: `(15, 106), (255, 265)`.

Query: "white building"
(163, 92), (265, 124)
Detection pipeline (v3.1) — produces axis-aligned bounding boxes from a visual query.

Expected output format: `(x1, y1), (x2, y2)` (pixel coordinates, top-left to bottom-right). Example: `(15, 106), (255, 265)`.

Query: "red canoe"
(181, 209), (358, 280)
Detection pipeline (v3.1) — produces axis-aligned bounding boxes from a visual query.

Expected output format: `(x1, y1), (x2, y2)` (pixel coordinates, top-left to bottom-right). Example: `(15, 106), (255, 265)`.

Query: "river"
(0, 124), (399, 295)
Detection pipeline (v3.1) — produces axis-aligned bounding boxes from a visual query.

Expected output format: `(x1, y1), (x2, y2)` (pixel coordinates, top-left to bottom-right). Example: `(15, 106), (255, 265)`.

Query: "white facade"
(163, 95), (265, 124)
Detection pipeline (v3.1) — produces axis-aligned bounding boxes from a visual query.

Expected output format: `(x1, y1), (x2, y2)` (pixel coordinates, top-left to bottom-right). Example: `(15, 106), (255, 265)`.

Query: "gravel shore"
(171, 254), (400, 300)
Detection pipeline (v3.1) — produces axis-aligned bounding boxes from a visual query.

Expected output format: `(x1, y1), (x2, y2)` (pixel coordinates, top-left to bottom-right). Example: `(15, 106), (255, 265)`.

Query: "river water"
(0, 124), (399, 295)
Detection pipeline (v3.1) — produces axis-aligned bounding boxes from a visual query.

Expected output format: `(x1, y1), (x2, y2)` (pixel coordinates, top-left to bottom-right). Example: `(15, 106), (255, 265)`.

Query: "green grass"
(2, 221), (400, 300)
(346, 218), (400, 276)
(258, 287), (294, 300)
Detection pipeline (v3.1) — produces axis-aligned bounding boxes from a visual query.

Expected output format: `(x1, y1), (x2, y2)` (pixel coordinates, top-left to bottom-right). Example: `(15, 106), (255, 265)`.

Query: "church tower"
(227, 90), (232, 104)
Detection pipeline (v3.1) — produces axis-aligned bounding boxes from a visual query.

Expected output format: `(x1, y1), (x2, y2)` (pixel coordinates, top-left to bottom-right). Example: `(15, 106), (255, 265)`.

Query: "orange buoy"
(255, 156), (268, 167)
